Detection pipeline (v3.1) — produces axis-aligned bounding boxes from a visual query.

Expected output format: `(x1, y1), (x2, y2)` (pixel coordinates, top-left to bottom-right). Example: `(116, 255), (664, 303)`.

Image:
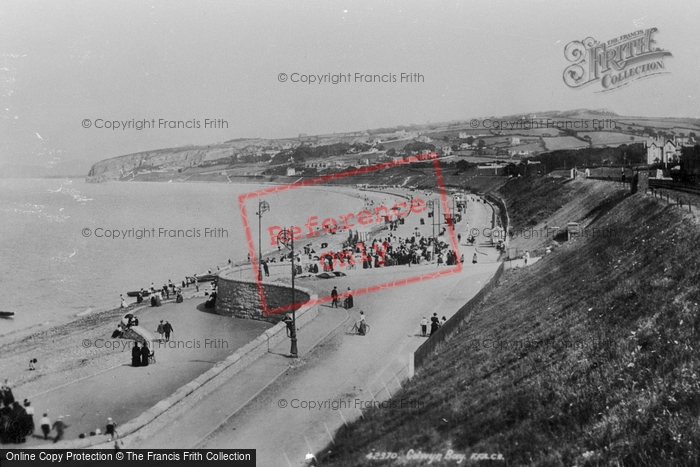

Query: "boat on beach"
(0, 311), (15, 318)
(126, 291), (150, 297)
(196, 273), (218, 282)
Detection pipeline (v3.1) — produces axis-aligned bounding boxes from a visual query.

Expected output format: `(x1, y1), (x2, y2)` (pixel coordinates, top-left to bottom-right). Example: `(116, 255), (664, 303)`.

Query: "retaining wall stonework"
(215, 270), (310, 321)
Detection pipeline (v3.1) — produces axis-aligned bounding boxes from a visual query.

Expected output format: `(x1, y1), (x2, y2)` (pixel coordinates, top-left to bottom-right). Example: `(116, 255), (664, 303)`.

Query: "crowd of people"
(419, 313), (447, 337)
(0, 381), (35, 444)
(316, 231), (462, 272)
(1, 379), (113, 445)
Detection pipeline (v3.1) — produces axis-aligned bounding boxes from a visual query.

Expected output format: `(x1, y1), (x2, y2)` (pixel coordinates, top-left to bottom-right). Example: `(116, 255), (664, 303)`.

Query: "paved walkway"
(126, 190), (502, 466)
(20, 298), (271, 446)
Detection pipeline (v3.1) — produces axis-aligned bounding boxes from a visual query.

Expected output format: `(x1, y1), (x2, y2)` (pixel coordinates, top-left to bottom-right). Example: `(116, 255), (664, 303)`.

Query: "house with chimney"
(646, 136), (695, 165)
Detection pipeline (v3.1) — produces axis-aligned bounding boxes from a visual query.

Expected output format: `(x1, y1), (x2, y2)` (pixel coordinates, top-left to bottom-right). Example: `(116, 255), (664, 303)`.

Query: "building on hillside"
(511, 137), (521, 145)
(458, 132), (469, 139)
(646, 136), (695, 165)
(305, 161), (330, 169)
(416, 135), (432, 143)
(476, 164), (506, 176)
(286, 167), (296, 176)
(509, 149), (531, 157)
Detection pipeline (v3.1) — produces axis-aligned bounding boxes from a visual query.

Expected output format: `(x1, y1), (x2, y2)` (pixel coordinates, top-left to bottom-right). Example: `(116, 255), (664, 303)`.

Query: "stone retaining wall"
(215, 270), (310, 321)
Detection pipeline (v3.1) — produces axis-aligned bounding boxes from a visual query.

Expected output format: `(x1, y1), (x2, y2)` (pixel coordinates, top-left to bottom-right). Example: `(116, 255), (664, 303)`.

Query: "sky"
(1, 0), (698, 166)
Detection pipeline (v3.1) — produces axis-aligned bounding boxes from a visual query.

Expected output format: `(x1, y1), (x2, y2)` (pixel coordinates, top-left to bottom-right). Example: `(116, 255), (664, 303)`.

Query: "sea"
(0, 178), (364, 336)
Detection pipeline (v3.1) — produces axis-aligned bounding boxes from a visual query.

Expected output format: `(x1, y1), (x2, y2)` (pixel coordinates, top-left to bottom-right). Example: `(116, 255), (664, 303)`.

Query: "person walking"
(331, 286), (339, 308)
(357, 311), (366, 335)
(430, 313), (440, 336)
(420, 317), (428, 337)
(23, 400), (34, 437)
(524, 250), (530, 266)
(40, 413), (51, 440)
(131, 342), (141, 367)
(105, 417), (118, 438)
(344, 287), (354, 309)
(262, 260), (269, 277)
(52, 416), (68, 443)
(472, 252), (478, 264)
(163, 321), (173, 342)
(156, 320), (165, 342)
(120, 294), (126, 309)
(140, 343), (150, 367)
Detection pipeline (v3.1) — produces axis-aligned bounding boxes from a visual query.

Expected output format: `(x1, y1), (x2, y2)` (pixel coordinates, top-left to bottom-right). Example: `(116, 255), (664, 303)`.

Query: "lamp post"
(426, 200), (438, 256)
(277, 229), (298, 358)
(256, 201), (270, 280)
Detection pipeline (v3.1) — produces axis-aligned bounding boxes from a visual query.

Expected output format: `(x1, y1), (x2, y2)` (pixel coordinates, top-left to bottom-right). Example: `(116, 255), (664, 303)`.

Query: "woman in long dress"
(131, 342), (141, 367)
(140, 343), (150, 367)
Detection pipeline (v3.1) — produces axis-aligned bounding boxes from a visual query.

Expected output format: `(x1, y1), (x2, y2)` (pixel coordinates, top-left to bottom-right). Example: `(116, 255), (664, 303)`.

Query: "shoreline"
(0, 180), (491, 449)
(0, 181), (410, 352)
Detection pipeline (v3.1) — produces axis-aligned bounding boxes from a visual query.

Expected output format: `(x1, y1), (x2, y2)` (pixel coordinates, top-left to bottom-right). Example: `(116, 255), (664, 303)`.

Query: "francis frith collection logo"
(563, 28), (672, 92)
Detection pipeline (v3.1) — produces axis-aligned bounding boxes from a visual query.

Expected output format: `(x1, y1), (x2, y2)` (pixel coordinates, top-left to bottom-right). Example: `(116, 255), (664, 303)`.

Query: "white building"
(286, 167), (296, 176)
(646, 136), (695, 165)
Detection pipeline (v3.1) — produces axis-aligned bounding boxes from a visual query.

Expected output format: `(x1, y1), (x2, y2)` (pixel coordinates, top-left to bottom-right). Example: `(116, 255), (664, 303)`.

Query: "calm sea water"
(0, 179), (362, 336)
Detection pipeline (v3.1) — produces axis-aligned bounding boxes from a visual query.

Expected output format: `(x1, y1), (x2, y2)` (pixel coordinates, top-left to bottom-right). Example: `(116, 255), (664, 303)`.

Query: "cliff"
(85, 139), (285, 182)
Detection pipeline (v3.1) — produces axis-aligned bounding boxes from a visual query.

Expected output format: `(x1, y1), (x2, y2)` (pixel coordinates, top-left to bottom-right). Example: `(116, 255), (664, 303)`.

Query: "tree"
(477, 139), (486, 154)
(466, 136), (475, 145)
(455, 159), (471, 173)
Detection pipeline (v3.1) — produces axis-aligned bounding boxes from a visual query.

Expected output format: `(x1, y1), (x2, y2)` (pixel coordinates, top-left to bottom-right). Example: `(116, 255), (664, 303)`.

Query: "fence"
(484, 193), (510, 246)
(413, 261), (506, 369)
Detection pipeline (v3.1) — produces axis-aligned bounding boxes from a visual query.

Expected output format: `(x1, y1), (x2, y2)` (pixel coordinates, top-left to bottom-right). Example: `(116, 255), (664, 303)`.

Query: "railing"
(413, 261), (506, 369)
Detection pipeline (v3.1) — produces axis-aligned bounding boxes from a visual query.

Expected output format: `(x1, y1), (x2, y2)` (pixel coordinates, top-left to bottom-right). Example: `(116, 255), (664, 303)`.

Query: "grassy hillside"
(320, 180), (700, 466)
(498, 176), (577, 228)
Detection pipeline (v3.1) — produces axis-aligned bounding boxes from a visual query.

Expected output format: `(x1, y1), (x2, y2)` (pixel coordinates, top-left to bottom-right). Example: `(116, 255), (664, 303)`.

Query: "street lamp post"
(426, 200), (440, 256)
(257, 201), (270, 280)
(277, 228), (298, 358)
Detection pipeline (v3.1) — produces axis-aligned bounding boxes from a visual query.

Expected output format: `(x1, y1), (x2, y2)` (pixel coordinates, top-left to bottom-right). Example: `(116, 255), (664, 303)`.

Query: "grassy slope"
(321, 179), (700, 466)
(499, 176), (578, 228)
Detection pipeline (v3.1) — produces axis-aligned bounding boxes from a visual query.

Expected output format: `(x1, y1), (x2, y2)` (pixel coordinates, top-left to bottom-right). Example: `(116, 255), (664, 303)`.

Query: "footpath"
(125, 190), (503, 466)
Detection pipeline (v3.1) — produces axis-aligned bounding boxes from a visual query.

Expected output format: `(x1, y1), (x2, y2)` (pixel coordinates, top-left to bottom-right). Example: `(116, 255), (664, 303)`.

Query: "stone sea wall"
(215, 269), (311, 321)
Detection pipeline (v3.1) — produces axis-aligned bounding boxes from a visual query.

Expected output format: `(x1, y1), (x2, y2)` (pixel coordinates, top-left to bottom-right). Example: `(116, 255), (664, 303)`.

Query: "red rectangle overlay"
(238, 152), (462, 315)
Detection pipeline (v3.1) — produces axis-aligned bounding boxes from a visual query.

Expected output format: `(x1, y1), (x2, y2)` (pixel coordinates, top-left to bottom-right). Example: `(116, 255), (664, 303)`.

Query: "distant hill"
(85, 109), (700, 182)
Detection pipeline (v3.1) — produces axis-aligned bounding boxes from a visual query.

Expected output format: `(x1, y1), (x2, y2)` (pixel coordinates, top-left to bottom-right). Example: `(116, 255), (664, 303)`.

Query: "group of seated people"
(204, 287), (217, 309)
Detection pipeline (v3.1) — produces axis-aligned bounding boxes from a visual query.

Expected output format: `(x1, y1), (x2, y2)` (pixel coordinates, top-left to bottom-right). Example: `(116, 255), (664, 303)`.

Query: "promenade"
(15, 299), (272, 447)
(10, 187), (503, 465)
(126, 190), (503, 465)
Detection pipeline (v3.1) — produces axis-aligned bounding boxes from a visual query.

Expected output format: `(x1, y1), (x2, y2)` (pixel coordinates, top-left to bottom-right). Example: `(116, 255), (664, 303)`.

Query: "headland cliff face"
(85, 139), (282, 182)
